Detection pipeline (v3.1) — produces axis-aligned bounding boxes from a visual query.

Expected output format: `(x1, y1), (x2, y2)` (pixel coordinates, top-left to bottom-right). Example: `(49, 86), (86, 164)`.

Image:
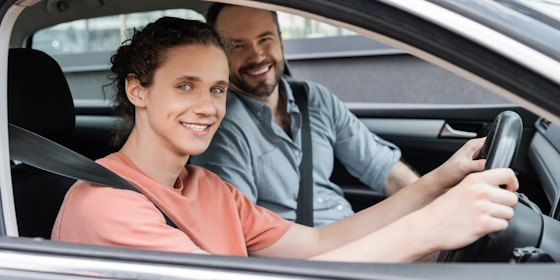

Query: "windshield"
(442, 0), (560, 62)
(517, 0), (560, 19)
(497, 0), (560, 30)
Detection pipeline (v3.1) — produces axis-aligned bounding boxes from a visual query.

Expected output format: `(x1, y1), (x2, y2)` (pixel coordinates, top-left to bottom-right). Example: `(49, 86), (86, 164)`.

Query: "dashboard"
(528, 118), (560, 219)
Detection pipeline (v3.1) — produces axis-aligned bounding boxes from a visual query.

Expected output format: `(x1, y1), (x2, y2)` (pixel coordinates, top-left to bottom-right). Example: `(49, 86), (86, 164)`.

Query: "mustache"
(239, 59), (274, 73)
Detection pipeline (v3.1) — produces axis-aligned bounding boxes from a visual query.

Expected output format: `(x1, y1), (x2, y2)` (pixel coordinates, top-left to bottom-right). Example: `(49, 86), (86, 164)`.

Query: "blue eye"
(211, 87), (224, 94)
(178, 84), (192, 91)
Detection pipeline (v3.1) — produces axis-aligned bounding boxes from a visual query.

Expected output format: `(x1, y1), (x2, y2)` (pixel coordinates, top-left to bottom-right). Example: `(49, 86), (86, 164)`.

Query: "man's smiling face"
(214, 6), (285, 99)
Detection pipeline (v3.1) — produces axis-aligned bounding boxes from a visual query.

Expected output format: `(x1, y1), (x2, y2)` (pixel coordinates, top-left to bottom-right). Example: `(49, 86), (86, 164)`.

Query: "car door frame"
(1, 0), (560, 279)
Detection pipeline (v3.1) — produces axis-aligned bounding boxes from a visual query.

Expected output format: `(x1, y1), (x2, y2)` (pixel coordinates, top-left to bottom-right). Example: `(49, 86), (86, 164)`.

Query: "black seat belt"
(8, 123), (179, 229)
(287, 79), (314, 227)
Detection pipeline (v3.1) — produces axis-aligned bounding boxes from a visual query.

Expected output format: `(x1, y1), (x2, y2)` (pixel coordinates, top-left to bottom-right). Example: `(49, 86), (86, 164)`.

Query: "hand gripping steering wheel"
(438, 110), (523, 262)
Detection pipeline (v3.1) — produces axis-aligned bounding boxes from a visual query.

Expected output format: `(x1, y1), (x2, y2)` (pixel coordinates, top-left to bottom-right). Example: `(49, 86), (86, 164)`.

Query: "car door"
(3, 0), (560, 278)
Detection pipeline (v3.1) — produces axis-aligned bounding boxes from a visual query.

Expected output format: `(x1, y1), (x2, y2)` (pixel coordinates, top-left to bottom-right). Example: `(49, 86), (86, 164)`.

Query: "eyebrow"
(175, 75), (229, 87)
(215, 80), (229, 87)
(257, 31), (275, 38)
(231, 31), (276, 42)
(175, 75), (201, 83)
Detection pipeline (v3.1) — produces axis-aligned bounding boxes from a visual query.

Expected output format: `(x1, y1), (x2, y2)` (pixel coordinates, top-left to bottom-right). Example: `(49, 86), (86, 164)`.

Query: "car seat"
(8, 48), (78, 239)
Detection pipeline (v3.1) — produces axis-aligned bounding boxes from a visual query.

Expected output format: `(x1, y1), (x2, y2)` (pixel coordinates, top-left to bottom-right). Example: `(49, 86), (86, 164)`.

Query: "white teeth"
(249, 67), (269, 75)
(181, 123), (209, 132)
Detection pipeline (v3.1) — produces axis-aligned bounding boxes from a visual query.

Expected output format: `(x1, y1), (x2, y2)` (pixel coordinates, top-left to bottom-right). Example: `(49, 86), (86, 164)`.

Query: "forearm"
(384, 160), (419, 196)
(314, 171), (442, 255)
(310, 212), (437, 263)
(253, 172), (443, 260)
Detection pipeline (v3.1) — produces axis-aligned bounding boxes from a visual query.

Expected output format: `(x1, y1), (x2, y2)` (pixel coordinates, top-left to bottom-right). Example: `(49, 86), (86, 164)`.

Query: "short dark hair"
(206, 3), (281, 36)
(106, 17), (227, 146)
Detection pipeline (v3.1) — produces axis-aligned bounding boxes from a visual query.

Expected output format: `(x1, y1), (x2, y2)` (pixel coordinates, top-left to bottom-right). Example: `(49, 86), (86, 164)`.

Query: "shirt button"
(336, 205), (343, 211)
(294, 149), (301, 155)
(374, 136), (379, 141)
(317, 198), (323, 203)
(257, 112), (262, 117)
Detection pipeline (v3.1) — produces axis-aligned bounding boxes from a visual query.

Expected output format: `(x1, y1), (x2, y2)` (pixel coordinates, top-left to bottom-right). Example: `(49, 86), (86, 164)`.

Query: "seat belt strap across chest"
(287, 79), (314, 227)
(8, 123), (179, 229)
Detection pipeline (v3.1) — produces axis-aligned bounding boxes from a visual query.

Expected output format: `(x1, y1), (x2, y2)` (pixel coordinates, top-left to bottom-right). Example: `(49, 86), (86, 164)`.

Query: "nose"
(246, 42), (265, 63)
(192, 91), (217, 116)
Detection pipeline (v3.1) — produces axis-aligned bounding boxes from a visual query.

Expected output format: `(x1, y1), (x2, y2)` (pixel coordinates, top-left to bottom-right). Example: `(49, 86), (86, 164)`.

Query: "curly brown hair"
(106, 17), (228, 146)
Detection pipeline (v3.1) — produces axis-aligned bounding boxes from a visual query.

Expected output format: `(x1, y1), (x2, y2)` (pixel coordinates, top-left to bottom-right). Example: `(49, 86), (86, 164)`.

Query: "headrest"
(8, 48), (75, 140)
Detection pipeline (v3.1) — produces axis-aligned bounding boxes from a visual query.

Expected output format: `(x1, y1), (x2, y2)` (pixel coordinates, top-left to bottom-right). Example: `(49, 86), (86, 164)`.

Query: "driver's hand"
(426, 138), (487, 193)
(414, 168), (519, 251)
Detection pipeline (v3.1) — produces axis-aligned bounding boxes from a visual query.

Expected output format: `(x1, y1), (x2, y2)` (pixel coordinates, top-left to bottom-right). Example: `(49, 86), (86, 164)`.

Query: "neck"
(119, 126), (187, 189)
(236, 84), (281, 116)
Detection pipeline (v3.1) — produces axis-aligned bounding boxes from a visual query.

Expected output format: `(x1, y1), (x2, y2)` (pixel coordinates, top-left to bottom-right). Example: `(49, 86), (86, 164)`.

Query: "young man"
(191, 4), (419, 226)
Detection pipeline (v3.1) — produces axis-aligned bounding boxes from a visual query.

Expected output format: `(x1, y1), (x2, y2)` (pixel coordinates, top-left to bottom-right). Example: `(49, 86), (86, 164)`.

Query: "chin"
(186, 145), (211, 156)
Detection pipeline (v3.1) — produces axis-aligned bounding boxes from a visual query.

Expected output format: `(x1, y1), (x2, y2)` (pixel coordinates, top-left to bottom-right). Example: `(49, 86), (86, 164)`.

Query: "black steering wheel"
(438, 110), (524, 262)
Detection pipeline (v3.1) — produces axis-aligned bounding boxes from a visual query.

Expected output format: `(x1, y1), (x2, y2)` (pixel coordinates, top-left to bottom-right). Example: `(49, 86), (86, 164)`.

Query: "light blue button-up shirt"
(191, 78), (401, 227)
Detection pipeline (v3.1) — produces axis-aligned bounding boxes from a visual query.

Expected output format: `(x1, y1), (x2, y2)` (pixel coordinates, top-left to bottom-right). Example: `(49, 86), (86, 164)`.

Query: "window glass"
(514, 0), (560, 26)
(32, 10), (352, 56)
(277, 12), (355, 39)
(275, 14), (507, 104)
(30, 9), (507, 104)
(33, 9), (205, 55)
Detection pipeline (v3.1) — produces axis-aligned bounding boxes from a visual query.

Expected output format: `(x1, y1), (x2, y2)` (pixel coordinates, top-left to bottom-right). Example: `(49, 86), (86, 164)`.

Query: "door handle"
(440, 123), (477, 138)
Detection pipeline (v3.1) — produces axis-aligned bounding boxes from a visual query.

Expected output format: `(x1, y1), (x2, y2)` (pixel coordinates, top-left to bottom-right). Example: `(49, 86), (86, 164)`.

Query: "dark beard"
(231, 59), (285, 99)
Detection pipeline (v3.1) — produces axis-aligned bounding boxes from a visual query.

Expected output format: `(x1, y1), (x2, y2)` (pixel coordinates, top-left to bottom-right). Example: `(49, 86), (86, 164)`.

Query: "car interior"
(8, 48), (79, 239)
(4, 0), (560, 268)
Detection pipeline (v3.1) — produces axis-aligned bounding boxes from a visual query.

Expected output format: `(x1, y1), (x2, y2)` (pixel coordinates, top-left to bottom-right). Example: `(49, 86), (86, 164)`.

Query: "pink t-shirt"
(51, 153), (292, 256)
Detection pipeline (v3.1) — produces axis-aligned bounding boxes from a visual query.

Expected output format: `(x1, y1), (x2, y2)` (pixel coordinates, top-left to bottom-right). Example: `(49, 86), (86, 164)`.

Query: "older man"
(191, 4), (419, 227)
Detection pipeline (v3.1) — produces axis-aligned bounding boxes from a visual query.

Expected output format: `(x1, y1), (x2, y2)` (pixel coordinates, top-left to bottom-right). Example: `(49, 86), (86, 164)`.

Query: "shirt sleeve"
(53, 182), (198, 253)
(313, 83), (402, 195)
(226, 183), (292, 252)
(190, 121), (259, 203)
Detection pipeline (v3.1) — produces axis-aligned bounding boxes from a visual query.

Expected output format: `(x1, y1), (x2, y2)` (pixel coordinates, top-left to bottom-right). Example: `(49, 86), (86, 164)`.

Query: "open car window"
(2, 0), (560, 279)
(33, 9), (206, 55)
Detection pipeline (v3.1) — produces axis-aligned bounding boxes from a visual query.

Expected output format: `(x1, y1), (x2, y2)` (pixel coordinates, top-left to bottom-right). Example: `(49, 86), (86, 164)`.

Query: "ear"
(125, 75), (148, 108)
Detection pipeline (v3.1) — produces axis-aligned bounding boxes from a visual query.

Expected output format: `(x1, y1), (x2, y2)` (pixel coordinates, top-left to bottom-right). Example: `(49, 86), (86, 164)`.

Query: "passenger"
(190, 4), (419, 227)
(52, 17), (518, 262)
